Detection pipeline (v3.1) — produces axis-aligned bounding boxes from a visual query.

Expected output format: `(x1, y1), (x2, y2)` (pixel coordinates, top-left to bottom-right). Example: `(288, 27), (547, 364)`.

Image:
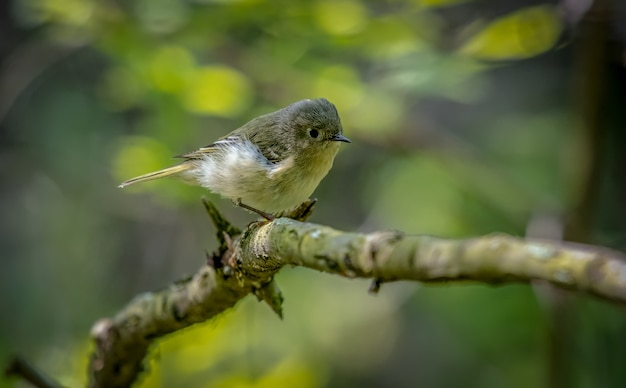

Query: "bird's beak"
(331, 134), (351, 143)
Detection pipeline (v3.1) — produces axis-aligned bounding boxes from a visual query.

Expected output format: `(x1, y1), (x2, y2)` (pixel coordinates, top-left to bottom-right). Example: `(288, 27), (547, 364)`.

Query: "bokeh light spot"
(314, 0), (368, 36)
(149, 45), (195, 93)
(112, 136), (172, 191)
(182, 66), (253, 117)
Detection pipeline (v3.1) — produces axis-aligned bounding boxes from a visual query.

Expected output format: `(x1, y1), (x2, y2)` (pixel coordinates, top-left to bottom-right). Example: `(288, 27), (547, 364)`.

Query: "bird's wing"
(174, 135), (242, 160)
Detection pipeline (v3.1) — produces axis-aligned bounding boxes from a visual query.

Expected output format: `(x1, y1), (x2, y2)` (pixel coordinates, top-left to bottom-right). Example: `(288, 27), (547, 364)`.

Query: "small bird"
(119, 98), (350, 218)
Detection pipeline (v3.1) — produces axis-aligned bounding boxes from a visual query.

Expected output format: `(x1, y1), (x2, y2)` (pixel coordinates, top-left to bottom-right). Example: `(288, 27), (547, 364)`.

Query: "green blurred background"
(2, 0), (626, 386)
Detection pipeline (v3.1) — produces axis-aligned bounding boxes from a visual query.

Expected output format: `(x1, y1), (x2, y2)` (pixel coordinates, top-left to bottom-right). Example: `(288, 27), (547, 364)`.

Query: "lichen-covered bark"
(88, 215), (626, 387)
(241, 219), (626, 301)
(89, 266), (254, 387)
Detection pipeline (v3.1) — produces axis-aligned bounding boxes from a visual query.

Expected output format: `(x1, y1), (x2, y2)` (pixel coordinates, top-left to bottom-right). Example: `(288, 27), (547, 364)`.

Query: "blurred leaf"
(460, 5), (562, 60)
(357, 15), (425, 59)
(251, 358), (323, 388)
(15, 0), (96, 27)
(210, 358), (323, 388)
(312, 65), (364, 110)
(314, 0), (368, 36)
(149, 46), (196, 94)
(112, 135), (206, 204)
(182, 66), (253, 117)
(112, 136), (173, 190)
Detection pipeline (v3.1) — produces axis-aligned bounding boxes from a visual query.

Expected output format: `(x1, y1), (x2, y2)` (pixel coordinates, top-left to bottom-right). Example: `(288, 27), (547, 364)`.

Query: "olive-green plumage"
(119, 98), (350, 215)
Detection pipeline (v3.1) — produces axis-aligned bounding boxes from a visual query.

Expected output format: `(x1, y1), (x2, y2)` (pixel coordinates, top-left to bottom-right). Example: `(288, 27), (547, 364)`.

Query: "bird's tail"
(118, 163), (191, 188)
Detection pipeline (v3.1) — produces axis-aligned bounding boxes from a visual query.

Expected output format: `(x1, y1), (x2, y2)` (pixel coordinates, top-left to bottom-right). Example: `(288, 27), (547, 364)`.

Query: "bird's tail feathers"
(118, 163), (191, 188)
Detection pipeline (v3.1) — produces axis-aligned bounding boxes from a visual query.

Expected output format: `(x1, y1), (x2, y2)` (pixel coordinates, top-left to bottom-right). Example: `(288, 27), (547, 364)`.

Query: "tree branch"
(88, 209), (626, 387)
(238, 219), (626, 300)
(4, 356), (62, 388)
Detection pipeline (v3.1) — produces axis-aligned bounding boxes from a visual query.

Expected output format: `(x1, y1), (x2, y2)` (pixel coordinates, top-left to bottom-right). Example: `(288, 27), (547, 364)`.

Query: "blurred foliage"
(2, 0), (626, 387)
(460, 5), (562, 60)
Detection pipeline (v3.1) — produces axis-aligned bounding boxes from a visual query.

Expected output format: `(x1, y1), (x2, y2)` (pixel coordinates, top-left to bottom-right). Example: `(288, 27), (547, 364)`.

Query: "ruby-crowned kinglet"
(119, 98), (350, 218)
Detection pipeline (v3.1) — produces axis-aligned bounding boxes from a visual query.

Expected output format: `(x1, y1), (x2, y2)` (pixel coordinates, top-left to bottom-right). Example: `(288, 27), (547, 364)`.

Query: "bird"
(118, 98), (350, 218)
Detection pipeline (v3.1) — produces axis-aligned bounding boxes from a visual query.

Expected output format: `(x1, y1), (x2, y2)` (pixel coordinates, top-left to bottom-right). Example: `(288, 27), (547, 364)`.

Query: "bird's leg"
(234, 199), (275, 221)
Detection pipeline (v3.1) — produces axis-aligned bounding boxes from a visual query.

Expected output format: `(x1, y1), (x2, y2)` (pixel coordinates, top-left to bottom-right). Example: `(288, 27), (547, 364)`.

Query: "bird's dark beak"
(331, 134), (351, 143)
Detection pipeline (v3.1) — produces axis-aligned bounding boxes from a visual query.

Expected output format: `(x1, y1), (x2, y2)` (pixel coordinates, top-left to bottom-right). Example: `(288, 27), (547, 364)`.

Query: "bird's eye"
(308, 128), (319, 139)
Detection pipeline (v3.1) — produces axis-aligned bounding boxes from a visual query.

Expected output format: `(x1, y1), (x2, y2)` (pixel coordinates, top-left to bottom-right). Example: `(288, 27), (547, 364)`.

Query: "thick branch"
(89, 266), (253, 388)
(240, 219), (626, 300)
(89, 218), (626, 387)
